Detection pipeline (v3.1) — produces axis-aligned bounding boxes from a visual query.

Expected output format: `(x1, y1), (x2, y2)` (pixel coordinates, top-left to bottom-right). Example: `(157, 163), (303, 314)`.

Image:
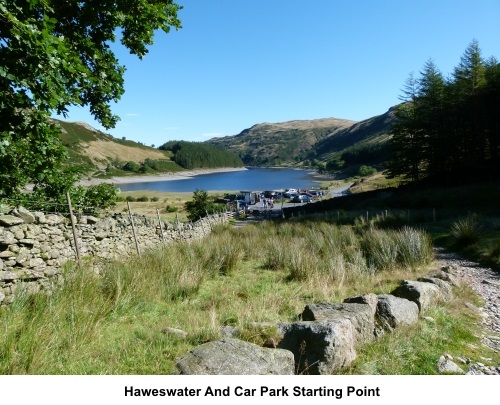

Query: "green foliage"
(160, 141), (244, 170)
(122, 161), (141, 172)
(358, 165), (377, 177)
(165, 205), (178, 213)
(326, 159), (345, 171)
(80, 183), (118, 211)
(341, 143), (389, 166)
(184, 189), (224, 222)
(388, 40), (500, 183)
(136, 196), (149, 202)
(0, 0), (181, 197)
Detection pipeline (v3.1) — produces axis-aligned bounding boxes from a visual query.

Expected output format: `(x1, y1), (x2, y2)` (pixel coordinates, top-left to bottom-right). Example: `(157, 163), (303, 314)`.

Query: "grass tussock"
(0, 219), (489, 375)
(450, 214), (483, 248)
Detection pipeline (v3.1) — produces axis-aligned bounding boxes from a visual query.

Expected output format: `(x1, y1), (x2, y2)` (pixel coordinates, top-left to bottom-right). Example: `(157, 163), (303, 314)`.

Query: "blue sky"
(53, 0), (500, 146)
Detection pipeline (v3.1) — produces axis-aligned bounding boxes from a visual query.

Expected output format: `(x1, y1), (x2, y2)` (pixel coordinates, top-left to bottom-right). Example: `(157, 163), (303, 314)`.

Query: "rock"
(343, 293), (378, 317)
(19, 239), (36, 247)
(278, 320), (356, 374)
(464, 302), (488, 318)
(0, 215), (24, 227)
(301, 302), (375, 344)
(417, 277), (453, 299)
(85, 216), (101, 225)
(390, 280), (442, 312)
(220, 326), (238, 338)
(10, 206), (35, 224)
(481, 279), (500, 287)
(375, 294), (419, 333)
(427, 269), (461, 287)
(0, 290), (5, 303)
(437, 355), (465, 374)
(176, 338), (295, 375)
(161, 327), (188, 339)
(0, 271), (18, 281)
(263, 338), (278, 348)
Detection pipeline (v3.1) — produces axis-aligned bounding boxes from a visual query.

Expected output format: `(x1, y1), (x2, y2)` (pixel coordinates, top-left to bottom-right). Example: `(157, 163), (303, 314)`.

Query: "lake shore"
(77, 167), (248, 187)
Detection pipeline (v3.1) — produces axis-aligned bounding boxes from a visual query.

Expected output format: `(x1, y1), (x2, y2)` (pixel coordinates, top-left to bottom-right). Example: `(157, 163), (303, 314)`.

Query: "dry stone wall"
(0, 206), (228, 305)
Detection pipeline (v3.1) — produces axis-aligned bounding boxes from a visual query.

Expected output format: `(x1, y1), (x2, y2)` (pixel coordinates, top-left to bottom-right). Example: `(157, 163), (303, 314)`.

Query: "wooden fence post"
(156, 209), (165, 244)
(66, 192), (81, 266)
(127, 202), (141, 256)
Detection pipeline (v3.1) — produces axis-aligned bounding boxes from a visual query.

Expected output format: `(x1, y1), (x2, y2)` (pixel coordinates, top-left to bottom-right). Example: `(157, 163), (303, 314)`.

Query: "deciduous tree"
(0, 0), (182, 198)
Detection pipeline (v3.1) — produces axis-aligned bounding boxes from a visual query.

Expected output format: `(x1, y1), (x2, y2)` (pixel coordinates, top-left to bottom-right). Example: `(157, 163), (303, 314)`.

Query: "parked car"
(292, 195), (312, 203)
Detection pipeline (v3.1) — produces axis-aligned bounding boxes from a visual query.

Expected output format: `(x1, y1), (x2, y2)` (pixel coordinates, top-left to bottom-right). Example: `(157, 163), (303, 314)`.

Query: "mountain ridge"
(206, 108), (395, 167)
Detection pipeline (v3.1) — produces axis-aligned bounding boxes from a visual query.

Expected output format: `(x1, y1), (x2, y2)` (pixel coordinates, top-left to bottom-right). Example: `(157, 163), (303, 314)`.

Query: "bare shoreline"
(77, 167), (248, 187)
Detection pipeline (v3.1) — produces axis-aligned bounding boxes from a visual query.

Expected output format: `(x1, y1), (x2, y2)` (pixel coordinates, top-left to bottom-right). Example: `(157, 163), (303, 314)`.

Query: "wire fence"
(0, 197), (96, 216)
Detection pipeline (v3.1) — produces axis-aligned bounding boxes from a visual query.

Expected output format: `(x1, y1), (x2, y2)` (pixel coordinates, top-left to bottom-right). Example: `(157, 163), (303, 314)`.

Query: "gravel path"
(434, 247), (500, 374)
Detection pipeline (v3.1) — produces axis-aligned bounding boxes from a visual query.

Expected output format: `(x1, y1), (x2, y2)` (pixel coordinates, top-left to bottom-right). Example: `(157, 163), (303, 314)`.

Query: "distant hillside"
(206, 110), (396, 167)
(313, 107), (396, 164)
(53, 119), (183, 175)
(206, 118), (356, 166)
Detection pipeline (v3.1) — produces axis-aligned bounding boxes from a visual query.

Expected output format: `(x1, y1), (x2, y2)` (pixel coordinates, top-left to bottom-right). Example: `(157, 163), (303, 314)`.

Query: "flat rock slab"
(278, 320), (356, 374)
(301, 302), (375, 345)
(176, 338), (295, 375)
(390, 280), (442, 312)
(0, 215), (24, 227)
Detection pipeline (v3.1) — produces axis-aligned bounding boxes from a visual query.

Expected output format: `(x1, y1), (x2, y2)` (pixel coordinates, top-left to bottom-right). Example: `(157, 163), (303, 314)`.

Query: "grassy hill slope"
(206, 109), (396, 168)
(53, 119), (182, 175)
(313, 107), (395, 163)
(206, 118), (356, 166)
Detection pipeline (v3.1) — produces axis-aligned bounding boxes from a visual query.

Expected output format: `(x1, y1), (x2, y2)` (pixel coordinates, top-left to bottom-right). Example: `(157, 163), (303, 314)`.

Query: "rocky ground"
(434, 247), (500, 375)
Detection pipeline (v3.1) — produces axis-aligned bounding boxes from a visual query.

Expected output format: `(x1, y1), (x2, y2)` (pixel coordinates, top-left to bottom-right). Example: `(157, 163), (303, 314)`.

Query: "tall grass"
(0, 220), (440, 374)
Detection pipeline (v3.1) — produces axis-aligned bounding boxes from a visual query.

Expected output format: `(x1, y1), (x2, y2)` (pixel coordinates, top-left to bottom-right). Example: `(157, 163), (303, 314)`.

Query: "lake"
(117, 167), (324, 192)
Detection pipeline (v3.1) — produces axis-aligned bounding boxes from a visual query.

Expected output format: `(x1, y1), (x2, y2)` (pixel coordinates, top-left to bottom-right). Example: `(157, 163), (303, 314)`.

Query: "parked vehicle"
(292, 195), (312, 203)
(238, 190), (258, 205)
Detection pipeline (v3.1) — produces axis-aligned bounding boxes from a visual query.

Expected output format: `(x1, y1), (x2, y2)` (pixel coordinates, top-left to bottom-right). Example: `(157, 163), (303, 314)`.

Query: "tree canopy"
(388, 40), (500, 184)
(160, 140), (244, 170)
(0, 0), (182, 198)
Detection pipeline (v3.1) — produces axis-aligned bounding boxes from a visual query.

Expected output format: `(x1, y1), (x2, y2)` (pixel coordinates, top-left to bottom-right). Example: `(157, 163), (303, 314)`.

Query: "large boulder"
(176, 338), (295, 375)
(300, 302), (375, 344)
(278, 320), (356, 374)
(390, 280), (442, 312)
(375, 294), (419, 334)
